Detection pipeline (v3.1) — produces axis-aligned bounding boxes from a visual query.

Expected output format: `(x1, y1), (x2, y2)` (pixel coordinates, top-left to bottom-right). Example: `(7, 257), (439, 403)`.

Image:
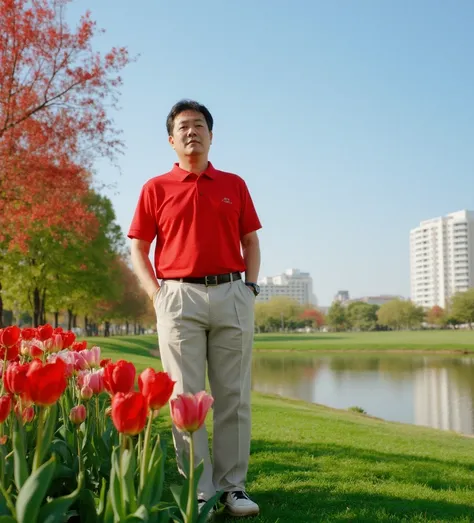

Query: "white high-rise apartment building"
(410, 210), (474, 308)
(257, 268), (315, 305)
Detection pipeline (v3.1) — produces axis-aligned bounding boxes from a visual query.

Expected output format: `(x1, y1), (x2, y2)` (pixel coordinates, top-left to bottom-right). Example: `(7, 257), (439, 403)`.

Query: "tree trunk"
(104, 321), (110, 337)
(54, 311), (59, 328)
(67, 309), (73, 330)
(0, 281), (3, 328)
(73, 314), (77, 328)
(40, 288), (46, 324)
(33, 287), (41, 327)
(134, 323), (137, 335)
(125, 321), (129, 335)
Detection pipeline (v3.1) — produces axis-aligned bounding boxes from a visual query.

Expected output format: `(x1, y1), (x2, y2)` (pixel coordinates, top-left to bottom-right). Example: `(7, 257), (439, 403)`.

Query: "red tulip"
(138, 369), (175, 411)
(69, 405), (86, 425)
(100, 358), (112, 368)
(26, 358), (68, 406)
(36, 324), (54, 342)
(61, 331), (76, 349)
(71, 341), (87, 352)
(104, 360), (136, 395)
(30, 344), (44, 359)
(170, 391), (214, 434)
(21, 328), (37, 341)
(0, 326), (21, 348)
(0, 395), (12, 423)
(22, 406), (35, 423)
(111, 392), (148, 435)
(4, 362), (30, 395)
(0, 343), (20, 361)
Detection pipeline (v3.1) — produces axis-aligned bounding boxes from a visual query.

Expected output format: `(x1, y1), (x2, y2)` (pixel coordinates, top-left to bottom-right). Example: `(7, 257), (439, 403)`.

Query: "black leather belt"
(165, 272), (242, 286)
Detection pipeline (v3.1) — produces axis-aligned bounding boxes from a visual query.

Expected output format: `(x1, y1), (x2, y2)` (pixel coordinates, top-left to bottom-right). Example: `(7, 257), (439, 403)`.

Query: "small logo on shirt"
(222, 197), (232, 204)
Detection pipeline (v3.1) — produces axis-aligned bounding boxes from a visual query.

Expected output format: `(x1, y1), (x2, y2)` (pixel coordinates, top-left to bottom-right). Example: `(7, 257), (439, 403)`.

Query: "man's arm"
(130, 239), (160, 300)
(241, 231), (261, 283)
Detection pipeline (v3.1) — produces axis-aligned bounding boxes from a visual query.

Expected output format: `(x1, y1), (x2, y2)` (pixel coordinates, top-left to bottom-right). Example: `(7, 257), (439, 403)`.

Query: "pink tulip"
(170, 391), (214, 434)
(69, 405), (86, 425)
(77, 369), (104, 395)
(79, 346), (101, 368)
(80, 386), (93, 400)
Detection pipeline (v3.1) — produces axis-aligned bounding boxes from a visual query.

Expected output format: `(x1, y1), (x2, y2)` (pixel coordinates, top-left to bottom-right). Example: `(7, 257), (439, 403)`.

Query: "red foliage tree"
(0, 0), (131, 326)
(300, 308), (326, 329)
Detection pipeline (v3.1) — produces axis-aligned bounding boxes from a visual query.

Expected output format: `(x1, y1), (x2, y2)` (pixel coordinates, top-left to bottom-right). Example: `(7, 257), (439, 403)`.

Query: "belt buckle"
(204, 275), (219, 286)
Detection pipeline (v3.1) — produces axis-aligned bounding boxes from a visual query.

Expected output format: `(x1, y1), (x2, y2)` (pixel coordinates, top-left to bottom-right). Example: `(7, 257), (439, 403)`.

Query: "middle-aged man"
(128, 100), (262, 518)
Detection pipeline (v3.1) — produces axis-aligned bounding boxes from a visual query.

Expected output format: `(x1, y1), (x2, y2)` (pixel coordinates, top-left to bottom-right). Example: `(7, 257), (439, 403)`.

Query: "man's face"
(169, 110), (212, 158)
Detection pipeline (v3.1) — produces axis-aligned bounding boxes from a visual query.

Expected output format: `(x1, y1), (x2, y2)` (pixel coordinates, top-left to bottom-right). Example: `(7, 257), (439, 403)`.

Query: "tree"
(300, 307), (326, 329)
(347, 302), (379, 331)
(0, 0), (131, 326)
(426, 305), (447, 328)
(450, 289), (474, 329)
(377, 299), (424, 330)
(327, 301), (350, 332)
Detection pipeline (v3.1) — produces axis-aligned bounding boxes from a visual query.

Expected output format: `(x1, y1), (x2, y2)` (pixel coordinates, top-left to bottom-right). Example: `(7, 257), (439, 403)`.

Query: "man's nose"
(187, 127), (197, 136)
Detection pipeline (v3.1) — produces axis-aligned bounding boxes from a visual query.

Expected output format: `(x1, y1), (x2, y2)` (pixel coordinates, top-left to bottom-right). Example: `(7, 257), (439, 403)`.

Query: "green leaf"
(170, 485), (184, 518)
(39, 404), (58, 464)
(97, 478), (108, 519)
(0, 516), (17, 522)
(50, 439), (73, 466)
(13, 420), (29, 490)
(109, 447), (125, 521)
(121, 445), (137, 514)
(16, 456), (56, 523)
(37, 471), (84, 523)
(139, 436), (165, 508)
(196, 492), (222, 523)
(122, 505), (148, 522)
(78, 489), (98, 523)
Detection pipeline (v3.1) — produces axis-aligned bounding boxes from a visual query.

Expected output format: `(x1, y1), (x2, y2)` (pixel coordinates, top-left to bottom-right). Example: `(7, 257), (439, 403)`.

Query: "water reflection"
(251, 354), (474, 435)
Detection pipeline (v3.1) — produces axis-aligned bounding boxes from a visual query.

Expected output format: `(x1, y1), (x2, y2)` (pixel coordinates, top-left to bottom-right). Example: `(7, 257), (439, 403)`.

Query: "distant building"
(334, 290), (350, 303)
(258, 268), (315, 305)
(410, 210), (474, 308)
(343, 295), (404, 307)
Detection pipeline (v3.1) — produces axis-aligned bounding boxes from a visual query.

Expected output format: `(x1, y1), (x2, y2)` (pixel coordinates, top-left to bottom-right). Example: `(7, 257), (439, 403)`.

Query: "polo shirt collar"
(171, 162), (217, 181)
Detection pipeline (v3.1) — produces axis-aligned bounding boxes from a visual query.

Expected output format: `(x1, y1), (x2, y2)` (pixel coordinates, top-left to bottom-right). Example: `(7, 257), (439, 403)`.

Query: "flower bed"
(0, 325), (217, 522)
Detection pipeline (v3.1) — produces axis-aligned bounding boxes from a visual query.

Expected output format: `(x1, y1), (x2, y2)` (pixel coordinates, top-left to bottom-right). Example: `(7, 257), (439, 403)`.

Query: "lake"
(251, 352), (474, 435)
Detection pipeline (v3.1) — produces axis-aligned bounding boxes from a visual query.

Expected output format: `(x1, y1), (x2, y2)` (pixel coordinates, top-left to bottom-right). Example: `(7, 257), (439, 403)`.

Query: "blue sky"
(68, 0), (474, 306)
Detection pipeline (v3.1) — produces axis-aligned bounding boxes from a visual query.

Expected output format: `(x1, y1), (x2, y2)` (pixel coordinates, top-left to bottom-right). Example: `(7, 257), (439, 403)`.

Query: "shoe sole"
(225, 506), (260, 517)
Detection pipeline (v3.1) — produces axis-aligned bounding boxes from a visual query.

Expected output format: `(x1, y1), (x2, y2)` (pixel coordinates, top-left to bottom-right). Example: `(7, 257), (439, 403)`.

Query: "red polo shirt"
(128, 162), (262, 278)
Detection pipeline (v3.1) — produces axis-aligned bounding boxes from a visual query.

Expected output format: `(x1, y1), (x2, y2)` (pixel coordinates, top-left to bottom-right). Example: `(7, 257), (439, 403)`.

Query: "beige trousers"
(155, 277), (255, 500)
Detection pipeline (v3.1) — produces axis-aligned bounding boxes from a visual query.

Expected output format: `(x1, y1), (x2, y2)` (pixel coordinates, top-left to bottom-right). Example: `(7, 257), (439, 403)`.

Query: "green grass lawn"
(253, 330), (474, 352)
(86, 335), (474, 522)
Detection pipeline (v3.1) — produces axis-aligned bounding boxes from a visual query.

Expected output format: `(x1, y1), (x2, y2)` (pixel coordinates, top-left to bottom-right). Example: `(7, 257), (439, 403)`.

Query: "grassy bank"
(88, 335), (474, 522)
(253, 330), (474, 352)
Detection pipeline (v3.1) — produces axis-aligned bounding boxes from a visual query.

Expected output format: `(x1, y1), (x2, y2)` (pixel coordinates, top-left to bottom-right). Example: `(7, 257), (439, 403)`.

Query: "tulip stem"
(0, 481), (16, 518)
(32, 407), (45, 472)
(0, 351), (7, 395)
(139, 412), (154, 494)
(95, 396), (100, 438)
(185, 433), (196, 522)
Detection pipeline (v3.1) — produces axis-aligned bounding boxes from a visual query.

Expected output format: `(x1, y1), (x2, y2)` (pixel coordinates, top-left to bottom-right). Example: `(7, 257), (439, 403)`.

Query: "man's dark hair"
(166, 99), (214, 136)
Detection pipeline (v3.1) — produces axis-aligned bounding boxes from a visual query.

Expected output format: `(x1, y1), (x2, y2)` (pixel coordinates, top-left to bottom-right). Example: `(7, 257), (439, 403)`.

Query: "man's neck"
(179, 156), (209, 175)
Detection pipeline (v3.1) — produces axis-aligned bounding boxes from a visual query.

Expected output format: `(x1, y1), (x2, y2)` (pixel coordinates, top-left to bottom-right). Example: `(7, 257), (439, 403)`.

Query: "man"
(128, 100), (262, 518)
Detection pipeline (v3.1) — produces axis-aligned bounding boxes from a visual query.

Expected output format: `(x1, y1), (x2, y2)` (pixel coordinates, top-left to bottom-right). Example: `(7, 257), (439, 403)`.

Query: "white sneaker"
(198, 499), (216, 520)
(222, 491), (260, 517)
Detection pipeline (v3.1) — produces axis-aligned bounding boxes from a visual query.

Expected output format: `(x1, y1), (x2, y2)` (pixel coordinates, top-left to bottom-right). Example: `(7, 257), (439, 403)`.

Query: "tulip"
(26, 358), (67, 406)
(104, 360), (136, 395)
(0, 325), (21, 348)
(0, 395), (12, 423)
(100, 358), (112, 368)
(61, 331), (76, 349)
(77, 369), (104, 395)
(69, 405), (86, 425)
(21, 327), (36, 341)
(80, 385), (93, 400)
(4, 362), (30, 395)
(22, 406), (35, 423)
(30, 344), (44, 359)
(0, 343), (20, 361)
(138, 369), (175, 411)
(79, 346), (101, 368)
(71, 341), (87, 352)
(170, 391), (214, 434)
(36, 324), (54, 342)
(111, 392), (148, 435)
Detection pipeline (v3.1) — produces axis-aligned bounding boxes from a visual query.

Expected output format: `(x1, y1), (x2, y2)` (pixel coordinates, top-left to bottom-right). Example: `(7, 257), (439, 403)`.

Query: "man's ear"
(168, 135), (175, 149)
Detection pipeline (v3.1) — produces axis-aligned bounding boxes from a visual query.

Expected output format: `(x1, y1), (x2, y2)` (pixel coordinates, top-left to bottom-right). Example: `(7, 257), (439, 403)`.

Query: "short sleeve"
(239, 180), (262, 238)
(127, 183), (157, 243)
